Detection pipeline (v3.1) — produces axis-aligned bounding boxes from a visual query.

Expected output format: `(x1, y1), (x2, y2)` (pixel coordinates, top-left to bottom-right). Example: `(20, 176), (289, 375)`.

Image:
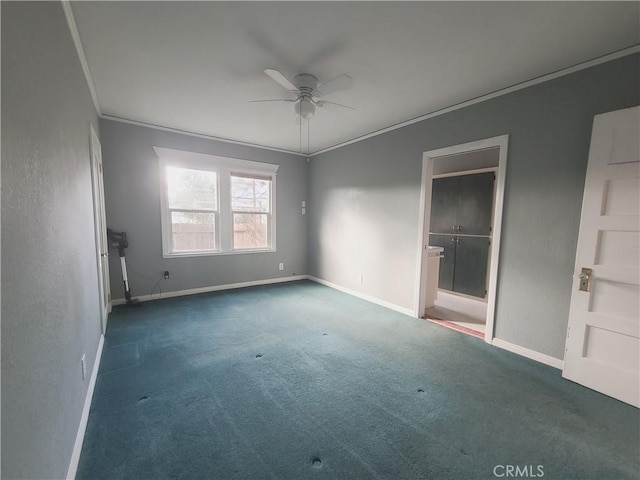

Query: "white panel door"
(563, 106), (640, 407)
(90, 125), (111, 333)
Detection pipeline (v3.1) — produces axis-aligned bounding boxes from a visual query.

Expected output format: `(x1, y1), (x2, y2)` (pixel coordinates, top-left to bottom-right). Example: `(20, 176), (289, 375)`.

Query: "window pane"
(167, 166), (217, 210)
(171, 212), (216, 251)
(233, 213), (268, 249)
(231, 176), (270, 212)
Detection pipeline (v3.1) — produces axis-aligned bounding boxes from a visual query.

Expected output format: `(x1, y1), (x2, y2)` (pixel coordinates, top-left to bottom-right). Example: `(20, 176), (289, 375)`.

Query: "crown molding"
(101, 114), (307, 157)
(61, 0), (102, 115)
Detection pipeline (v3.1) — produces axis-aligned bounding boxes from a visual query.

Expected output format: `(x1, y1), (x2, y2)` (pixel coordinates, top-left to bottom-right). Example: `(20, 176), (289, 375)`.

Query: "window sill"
(163, 248), (276, 259)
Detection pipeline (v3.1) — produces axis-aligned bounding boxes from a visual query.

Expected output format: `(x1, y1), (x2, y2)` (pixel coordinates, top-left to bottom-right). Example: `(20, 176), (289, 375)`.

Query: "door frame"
(414, 135), (509, 344)
(89, 124), (111, 333)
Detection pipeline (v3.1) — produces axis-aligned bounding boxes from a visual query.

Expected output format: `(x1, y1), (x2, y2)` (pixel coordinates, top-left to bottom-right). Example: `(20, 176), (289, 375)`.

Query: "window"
(167, 167), (218, 253)
(156, 147), (278, 257)
(231, 174), (271, 250)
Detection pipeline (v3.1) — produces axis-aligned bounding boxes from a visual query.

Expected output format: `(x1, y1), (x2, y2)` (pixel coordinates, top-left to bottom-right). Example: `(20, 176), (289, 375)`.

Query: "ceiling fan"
(251, 68), (354, 119)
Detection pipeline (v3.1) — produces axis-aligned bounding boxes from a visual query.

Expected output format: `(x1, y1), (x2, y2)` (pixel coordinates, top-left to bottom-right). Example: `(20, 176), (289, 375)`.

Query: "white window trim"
(155, 147), (279, 258)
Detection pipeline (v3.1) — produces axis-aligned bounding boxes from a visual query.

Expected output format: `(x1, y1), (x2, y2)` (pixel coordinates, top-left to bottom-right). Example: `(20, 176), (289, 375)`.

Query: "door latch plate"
(579, 267), (593, 292)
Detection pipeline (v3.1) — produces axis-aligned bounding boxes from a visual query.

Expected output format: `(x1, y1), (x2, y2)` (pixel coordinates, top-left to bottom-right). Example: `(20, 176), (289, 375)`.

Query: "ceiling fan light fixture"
(295, 99), (316, 119)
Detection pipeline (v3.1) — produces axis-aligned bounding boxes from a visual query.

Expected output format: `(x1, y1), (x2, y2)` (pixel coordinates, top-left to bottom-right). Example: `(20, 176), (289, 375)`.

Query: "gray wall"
(308, 53), (640, 360)
(99, 120), (308, 300)
(1, 2), (103, 478)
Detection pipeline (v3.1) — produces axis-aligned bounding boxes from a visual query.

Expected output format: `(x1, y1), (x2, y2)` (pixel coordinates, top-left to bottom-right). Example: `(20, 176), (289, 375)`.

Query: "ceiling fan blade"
(315, 74), (353, 97)
(315, 100), (355, 110)
(264, 69), (298, 93)
(249, 98), (297, 103)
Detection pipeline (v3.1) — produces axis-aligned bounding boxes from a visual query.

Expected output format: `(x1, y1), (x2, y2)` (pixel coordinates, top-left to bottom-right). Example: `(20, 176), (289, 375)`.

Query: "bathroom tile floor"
(424, 290), (487, 336)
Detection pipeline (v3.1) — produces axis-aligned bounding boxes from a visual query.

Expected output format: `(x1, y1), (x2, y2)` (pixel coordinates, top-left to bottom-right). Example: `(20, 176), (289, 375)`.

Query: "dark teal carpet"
(77, 280), (639, 479)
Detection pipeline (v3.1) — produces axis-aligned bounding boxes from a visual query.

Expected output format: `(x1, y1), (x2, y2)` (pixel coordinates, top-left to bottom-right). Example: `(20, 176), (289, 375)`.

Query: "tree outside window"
(231, 175), (271, 249)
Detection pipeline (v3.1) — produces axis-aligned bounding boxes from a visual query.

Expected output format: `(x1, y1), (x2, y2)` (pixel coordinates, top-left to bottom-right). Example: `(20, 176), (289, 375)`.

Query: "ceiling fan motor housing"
(294, 74), (318, 94)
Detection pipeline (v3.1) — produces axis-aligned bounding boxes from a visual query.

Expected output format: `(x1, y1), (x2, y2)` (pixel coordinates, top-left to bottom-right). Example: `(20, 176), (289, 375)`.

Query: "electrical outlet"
(81, 354), (86, 381)
(359, 273), (363, 284)
(279, 263), (284, 271)
(163, 270), (170, 279)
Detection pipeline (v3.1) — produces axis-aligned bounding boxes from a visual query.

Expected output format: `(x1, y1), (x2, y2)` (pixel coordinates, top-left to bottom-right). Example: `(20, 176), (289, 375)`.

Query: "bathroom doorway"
(414, 136), (509, 343)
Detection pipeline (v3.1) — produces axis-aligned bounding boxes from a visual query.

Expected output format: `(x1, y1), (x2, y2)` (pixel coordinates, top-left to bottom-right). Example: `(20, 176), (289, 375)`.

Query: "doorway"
(414, 135), (509, 344)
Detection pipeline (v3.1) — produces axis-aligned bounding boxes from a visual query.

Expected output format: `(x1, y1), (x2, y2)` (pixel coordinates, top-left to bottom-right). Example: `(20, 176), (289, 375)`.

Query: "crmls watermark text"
(493, 465), (544, 478)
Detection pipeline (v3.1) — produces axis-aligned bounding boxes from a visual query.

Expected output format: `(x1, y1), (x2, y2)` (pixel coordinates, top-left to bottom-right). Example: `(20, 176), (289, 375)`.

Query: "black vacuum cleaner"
(107, 228), (139, 305)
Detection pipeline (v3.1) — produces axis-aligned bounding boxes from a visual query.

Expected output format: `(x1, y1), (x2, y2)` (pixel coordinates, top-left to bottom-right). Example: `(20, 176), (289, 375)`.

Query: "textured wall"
(99, 119), (309, 300)
(1, 2), (102, 478)
(308, 53), (640, 360)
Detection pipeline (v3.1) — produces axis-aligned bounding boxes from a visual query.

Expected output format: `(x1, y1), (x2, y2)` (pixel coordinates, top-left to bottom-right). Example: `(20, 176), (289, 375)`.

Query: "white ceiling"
(70, 1), (639, 155)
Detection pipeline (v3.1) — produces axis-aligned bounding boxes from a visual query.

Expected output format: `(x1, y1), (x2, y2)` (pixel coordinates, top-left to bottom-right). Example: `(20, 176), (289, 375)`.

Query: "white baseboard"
(491, 337), (564, 370)
(307, 275), (414, 317)
(111, 275), (309, 306)
(66, 333), (105, 480)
